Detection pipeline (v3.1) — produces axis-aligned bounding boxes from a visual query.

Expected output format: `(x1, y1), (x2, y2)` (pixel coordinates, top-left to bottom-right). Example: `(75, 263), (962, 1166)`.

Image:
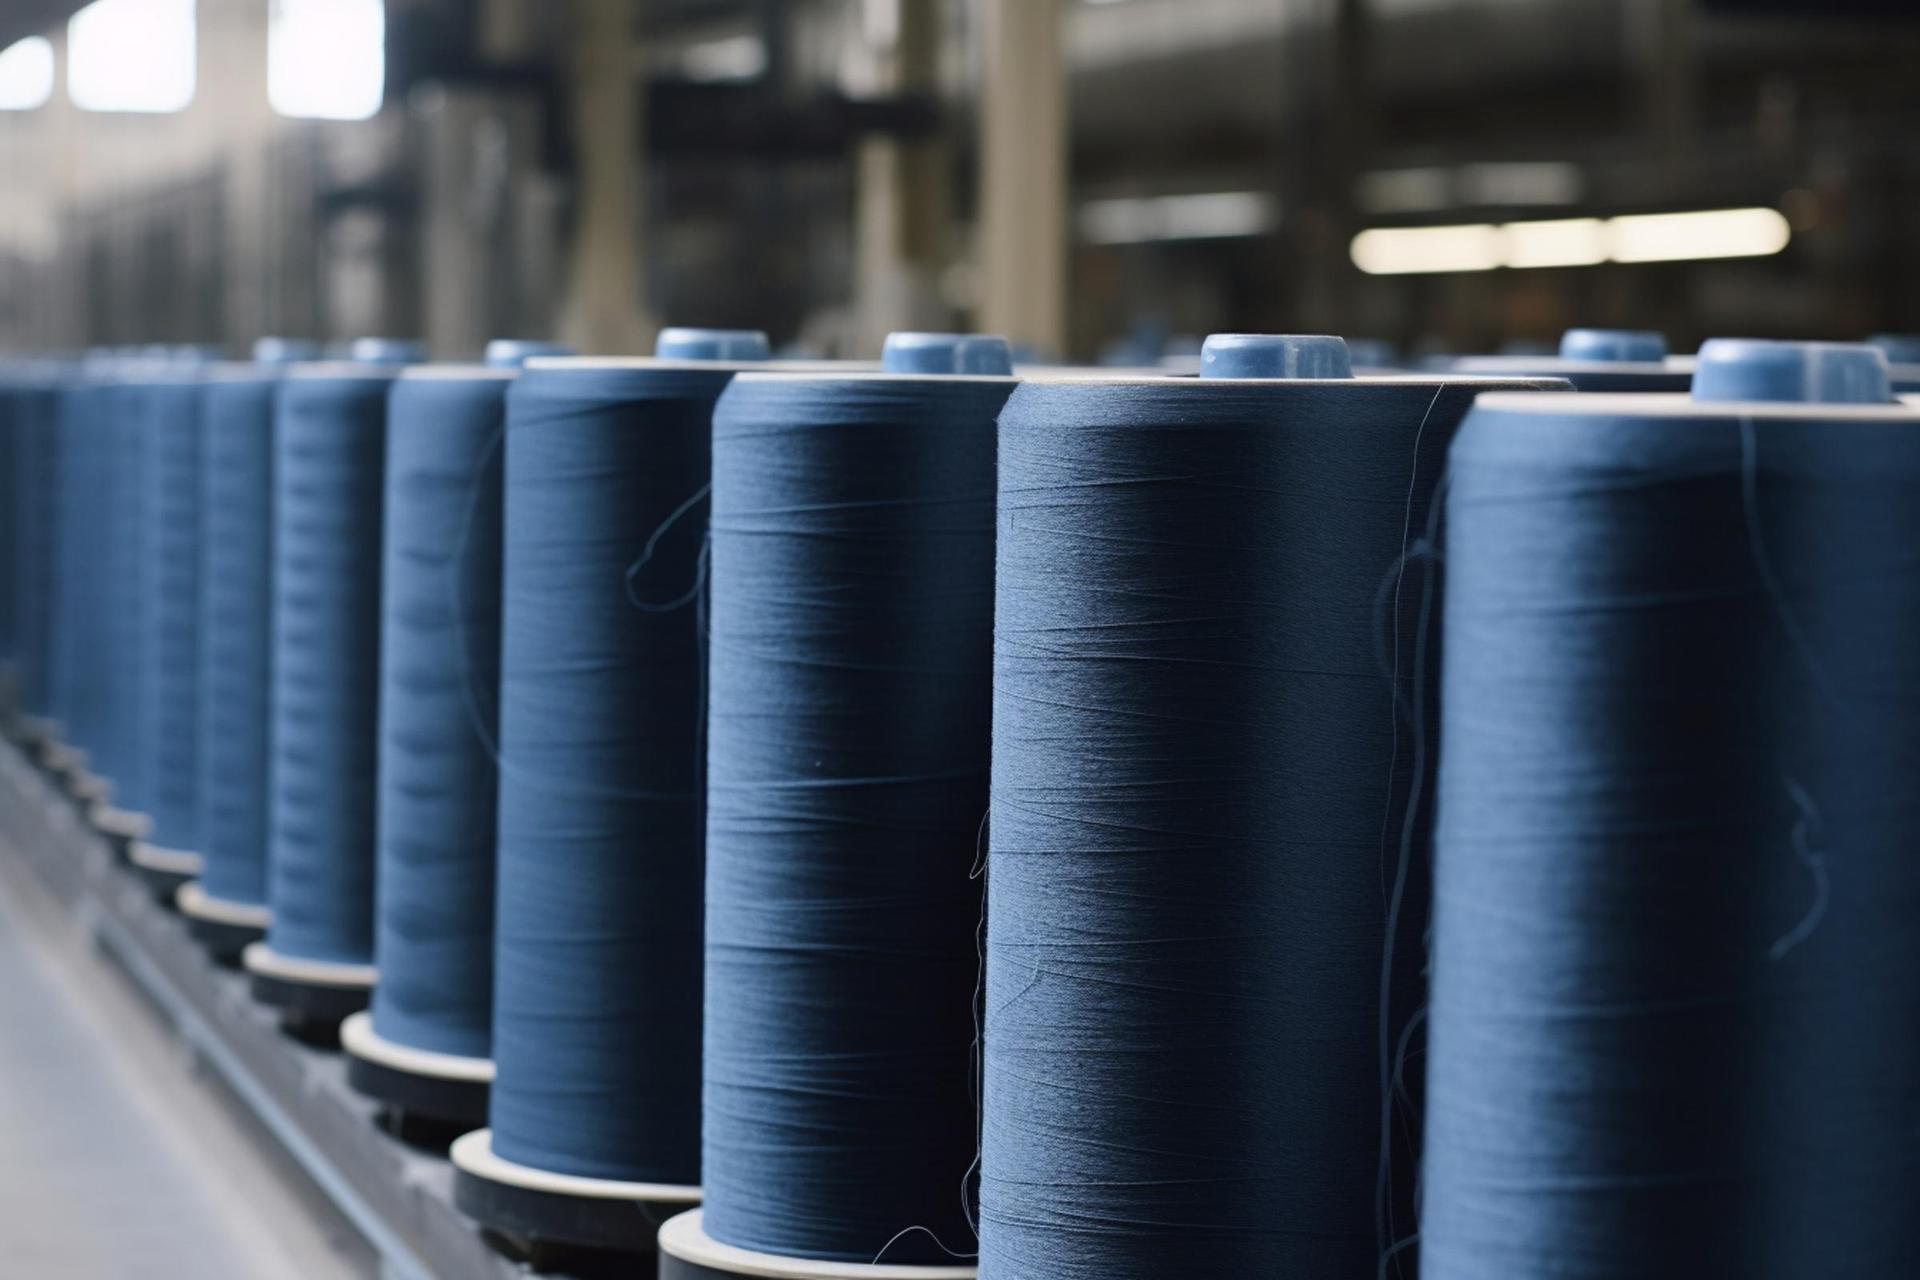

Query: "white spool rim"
(656, 1209), (977, 1279)
(398, 365), (516, 382)
(1005, 371), (1572, 389)
(175, 882), (271, 928)
(1470, 390), (1920, 420)
(88, 804), (153, 840)
(728, 370), (1016, 386)
(340, 1011), (495, 1083)
(521, 357), (875, 374)
(69, 772), (111, 801)
(241, 942), (377, 989)
(42, 742), (85, 770)
(129, 840), (203, 875)
(282, 362), (405, 381)
(449, 1129), (701, 1204)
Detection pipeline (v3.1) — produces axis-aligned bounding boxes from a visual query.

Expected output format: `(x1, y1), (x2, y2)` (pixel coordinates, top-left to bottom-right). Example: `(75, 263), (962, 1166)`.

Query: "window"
(68, 0), (196, 113)
(269, 0), (385, 121)
(0, 37), (54, 111)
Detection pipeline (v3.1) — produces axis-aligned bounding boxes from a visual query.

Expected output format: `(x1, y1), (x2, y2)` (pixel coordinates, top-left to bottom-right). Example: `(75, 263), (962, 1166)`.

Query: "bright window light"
(0, 38), (54, 111)
(68, 0), (196, 114)
(269, 0), (385, 121)
(1351, 207), (1791, 275)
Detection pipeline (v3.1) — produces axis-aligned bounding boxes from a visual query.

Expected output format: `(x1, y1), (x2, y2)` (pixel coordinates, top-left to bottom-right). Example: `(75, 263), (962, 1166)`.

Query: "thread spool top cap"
(349, 337), (425, 365)
(1200, 334), (1352, 379)
(655, 328), (771, 362)
(1691, 338), (1890, 404)
(881, 332), (1015, 376)
(485, 339), (575, 369)
(253, 337), (320, 366)
(1867, 334), (1920, 365)
(1558, 328), (1668, 363)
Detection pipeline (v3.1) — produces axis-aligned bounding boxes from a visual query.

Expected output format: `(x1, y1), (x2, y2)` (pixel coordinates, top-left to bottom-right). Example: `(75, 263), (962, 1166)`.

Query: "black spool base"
(450, 1129), (698, 1262)
(655, 1209), (977, 1280)
(243, 943), (375, 1037)
(341, 1012), (491, 1131)
(128, 841), (202, 906)
(88, 805), (151, 863)
(175, 883), (269, 965)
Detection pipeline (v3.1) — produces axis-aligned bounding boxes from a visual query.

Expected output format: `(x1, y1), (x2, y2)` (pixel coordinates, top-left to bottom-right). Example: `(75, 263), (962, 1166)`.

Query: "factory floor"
(0, 844), (374, 1280)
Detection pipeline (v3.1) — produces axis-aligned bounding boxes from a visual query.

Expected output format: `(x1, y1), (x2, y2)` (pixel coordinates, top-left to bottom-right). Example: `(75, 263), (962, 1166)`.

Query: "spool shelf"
(0, 735), (553, 1280)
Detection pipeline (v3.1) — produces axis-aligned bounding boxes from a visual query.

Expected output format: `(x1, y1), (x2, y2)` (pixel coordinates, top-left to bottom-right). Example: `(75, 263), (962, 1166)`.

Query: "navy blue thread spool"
(48, 366), (116, 786)
(49, 359), (150, 828)
(244, 356), (406, 1029)
(1864, 334), (1920, 393)
(124, 368), (209, 901)
(1450, 327), (1691, 391)
(449, 327), (779, 1256)
(1422, 339), (1920, 1279)
(0, 364), (17, 703)
(657, 334), (1017, 1278)
(975, 336), (1570, 1280)
(177, 343), (317, 959)
(341, 362), (520, 1127)
(12, 365), (64, 731)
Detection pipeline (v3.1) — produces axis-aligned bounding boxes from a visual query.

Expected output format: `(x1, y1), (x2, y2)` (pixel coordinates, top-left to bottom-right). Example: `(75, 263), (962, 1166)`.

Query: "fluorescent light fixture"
(1350, 223), (1501, 275)
(1358, 162), (1584, 215)
(1357, 167), (1451, 216)
(1501, 217), (1606, 269)
(1456, 161), (1584, 208)
(1607, 207), (1791, 264)
(681, 34), (767, 83)
(0, 37), (54, 111)
(269, 0), (384, 121)
(1079, 191), (1278, 245)
(69, 0), (195, 113)
(1351, 207), (1792, 275)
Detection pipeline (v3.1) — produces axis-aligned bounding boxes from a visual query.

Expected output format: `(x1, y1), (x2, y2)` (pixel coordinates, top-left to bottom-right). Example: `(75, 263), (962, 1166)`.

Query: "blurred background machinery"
(0, 0), (1917, 364)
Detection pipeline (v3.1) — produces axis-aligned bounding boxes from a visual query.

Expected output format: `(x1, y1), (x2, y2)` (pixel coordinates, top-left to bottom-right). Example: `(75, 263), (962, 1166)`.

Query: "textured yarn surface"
(370, 370), (511, 1058)
(133, 376), (204, 851)
(488, 363), (728, 1182)
(196, 372), (279, 906)
(266, 372), (393, 965)
(700, 373), (1014, 1263)
(1423, 397), (1920, 1278)
(980, 375), (1558, 1280)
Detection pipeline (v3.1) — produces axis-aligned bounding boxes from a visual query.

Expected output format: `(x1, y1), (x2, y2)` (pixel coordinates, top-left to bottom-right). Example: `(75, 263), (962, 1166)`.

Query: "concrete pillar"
(978, 0), (1067, 359)
(851, 0), (950, 357)
(558, 0), (653, 355)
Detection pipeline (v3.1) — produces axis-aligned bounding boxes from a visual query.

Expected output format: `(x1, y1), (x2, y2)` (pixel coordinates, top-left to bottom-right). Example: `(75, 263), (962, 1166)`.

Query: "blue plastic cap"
(1866, 334), (1920, 365)
(881, 332), (1014, 376)
(655, 328), (771, 362)
(349, 338), (426, 365)
(485, 339), (576, 369)
(253, 338), (320, 366)
(1691, 339), (1890, 404)
(1559, 329), (1668, 363)
(1200, 334), (1352, 379)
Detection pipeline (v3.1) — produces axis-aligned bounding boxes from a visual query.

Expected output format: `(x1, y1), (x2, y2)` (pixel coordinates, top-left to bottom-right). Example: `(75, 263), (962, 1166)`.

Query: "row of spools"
(1, 325), (1918, 1279)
